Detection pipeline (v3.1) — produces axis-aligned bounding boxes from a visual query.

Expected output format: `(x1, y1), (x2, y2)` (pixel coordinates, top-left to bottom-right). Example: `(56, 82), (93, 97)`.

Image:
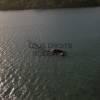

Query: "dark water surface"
(0, 7), (100, 100)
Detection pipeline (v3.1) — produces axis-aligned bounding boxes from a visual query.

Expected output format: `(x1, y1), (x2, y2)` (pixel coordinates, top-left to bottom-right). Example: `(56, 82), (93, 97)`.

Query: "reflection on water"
(0, 8), (100, 100)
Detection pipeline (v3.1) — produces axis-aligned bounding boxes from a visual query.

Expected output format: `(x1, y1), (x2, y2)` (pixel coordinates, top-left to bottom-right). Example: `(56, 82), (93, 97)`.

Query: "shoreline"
(0, 5), (99, 11)
(0, 0), (100, 11)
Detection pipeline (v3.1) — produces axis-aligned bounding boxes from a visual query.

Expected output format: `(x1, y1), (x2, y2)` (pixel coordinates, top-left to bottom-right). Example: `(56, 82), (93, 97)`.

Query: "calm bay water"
(0, 7), (100, 100)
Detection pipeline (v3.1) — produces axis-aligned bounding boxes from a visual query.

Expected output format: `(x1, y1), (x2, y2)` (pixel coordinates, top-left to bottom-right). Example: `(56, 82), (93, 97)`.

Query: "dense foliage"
(0, 0), (99, 10)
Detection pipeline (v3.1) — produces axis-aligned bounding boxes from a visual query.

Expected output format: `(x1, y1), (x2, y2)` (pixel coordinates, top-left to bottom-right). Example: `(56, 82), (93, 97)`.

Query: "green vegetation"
(0, 0), (100, 10)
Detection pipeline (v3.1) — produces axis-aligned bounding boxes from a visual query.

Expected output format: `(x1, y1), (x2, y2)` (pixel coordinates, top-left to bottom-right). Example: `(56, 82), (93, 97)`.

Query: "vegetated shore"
(0, 0), (100, 10)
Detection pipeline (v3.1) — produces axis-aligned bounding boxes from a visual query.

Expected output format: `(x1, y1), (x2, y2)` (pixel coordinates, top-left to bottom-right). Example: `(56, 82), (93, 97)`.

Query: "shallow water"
(0, 7), (100, 100)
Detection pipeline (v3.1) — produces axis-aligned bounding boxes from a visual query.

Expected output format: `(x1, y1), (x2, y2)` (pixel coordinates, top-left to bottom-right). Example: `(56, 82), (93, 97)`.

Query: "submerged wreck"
(28, 40), (67, 56)
(47, 49), (67, 56)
